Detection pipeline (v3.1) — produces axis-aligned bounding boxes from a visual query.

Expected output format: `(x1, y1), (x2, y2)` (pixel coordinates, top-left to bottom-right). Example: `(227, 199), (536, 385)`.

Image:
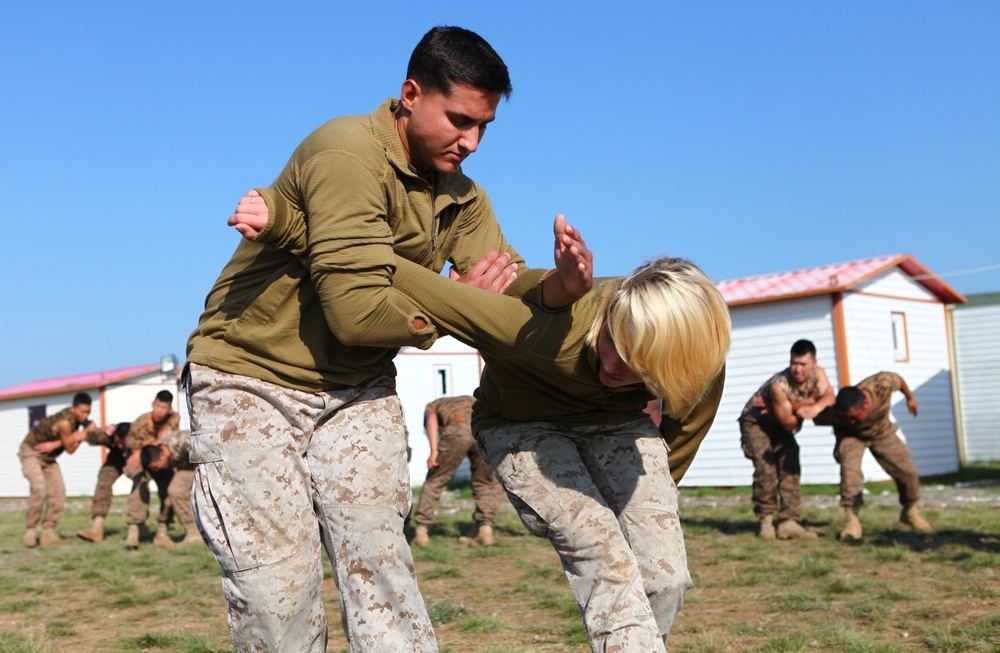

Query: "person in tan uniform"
(739, 340), (835, 540)
(814, 371), (932, 540)
(19, 392), (113, 546)
(122, 390), (180, 549)
(140, 429), (201, 547)
(412, 395), (503, 547)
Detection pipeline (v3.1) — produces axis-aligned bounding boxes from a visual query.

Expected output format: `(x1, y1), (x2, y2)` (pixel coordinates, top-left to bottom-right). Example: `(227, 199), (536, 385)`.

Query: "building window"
(891, 312), (909, 362)
(28, 405), (46, 430)
(433, 365), (452, 397)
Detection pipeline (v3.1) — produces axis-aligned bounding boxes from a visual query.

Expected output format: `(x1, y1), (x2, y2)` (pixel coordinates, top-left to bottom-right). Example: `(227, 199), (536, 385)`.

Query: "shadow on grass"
(867, 528), (1000, 553)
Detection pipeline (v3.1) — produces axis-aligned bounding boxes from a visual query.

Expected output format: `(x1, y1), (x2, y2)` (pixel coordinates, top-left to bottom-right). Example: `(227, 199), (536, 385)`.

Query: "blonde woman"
(232, 195), (730, 652)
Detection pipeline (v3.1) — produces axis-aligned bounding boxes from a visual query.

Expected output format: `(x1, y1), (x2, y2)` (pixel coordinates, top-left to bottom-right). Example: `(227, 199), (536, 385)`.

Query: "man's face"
(844, 396), (871, 426)
(151, 399), (173, 422)
(788, 353), (817, 384)
(596, 325), (642, 388)
(148, 446), (169, 472)
(69, 403), (92, 423)
(399, 81), (500, 175)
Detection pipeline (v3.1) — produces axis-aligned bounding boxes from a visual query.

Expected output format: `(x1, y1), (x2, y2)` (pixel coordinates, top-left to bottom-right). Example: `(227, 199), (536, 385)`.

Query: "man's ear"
(399, 79), (421, 111)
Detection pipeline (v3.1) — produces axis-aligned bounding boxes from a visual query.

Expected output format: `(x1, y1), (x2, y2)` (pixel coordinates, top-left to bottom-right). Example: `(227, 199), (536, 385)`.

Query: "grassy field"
(1, 466), (997, 653)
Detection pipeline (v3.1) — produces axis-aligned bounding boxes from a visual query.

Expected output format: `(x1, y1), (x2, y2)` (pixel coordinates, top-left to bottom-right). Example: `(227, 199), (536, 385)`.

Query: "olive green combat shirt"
(187, 99), (547, 392)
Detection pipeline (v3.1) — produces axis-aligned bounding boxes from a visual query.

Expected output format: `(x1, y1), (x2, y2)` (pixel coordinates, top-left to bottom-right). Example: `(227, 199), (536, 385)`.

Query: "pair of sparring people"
(227, 187), (729, 652)
(191, 25), (729, 653)
(741, 341), (934, 541)
(77, 390), (181, 548)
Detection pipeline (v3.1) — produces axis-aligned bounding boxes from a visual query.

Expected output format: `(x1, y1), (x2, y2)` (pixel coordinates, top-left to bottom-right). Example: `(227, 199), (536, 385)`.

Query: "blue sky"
(2, 1), (998, 389)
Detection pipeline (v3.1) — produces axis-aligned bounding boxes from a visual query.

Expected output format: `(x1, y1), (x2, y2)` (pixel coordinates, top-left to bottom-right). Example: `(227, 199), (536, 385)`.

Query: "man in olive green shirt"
(187, 26), (589, 653)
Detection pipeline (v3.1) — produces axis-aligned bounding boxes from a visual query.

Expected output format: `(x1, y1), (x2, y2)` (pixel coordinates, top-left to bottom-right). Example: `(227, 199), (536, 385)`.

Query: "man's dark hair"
(407, 26), (512, 99)
(114, 422), (131, 440)
(155, 390), (174, 404)
(140, 444), (163, 471)
(836, 386), (866, 411)
(72, 392), (92, 406)
(790, 339), (817, 358)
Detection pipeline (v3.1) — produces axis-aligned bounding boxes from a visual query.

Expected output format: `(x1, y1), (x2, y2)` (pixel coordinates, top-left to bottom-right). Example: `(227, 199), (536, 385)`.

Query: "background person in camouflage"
(123, 390), (180, 549)
(77, 421), (132, 542)
(140, 430), (201, 547)
(813, 371), (932, 540)
(739, 340), (835, 540)
(19, 392), (113, 546)
(412, 395), (503, 547)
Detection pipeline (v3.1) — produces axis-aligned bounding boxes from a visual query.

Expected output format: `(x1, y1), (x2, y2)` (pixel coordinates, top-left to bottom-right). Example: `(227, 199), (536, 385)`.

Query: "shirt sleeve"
(125, 420), (147, 450)
(881, 372), (903, 393)
(812, 405), (836, 427)
(391, 255), (557, 358)
(253, 157), (438, 349)
(301, 152), (440, 348)
(659, 366), (726, 485)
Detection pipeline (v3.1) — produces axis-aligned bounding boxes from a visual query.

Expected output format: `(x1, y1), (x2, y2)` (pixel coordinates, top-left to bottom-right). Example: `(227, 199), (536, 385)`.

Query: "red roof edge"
(841, 253), (966, 304)
(893, 254), (967, 304)
(0, 363), (163, 403)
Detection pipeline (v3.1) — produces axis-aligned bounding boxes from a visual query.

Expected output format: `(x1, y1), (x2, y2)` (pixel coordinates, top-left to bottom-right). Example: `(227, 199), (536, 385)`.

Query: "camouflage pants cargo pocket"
(190, 428), (264, 572)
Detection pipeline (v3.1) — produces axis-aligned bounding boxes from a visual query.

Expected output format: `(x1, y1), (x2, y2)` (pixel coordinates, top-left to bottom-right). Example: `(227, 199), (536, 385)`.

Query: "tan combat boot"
(23, 527), (37, 547)
(153, 523), (175, 548)
(839, 507), (863, 541)
(176, 525), (202, 547)
(413, 525), (430, 547)
(125, 524), (140, 550)
(475, 524), (495, 547)
(900, 504), (933, 533)
(458, 524), (496, 547)
(77, 516), (105, 543)
(758, 515), (776, 539)
(39, 528), (70, 546)
(777, 520), (819, 540)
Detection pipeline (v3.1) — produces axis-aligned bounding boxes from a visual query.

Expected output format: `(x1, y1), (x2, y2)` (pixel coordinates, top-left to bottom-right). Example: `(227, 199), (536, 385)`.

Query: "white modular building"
(0, 359), (183, 498)
(949, 292), (1000, 463)
(684, 254), (966, 487)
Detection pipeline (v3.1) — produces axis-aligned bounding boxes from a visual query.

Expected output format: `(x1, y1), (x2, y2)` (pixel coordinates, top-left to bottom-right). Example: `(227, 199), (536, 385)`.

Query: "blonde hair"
(586, 257), (731, 418)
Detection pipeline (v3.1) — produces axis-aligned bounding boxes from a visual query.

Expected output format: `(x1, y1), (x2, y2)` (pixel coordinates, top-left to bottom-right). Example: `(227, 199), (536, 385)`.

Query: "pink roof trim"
(716, 254), (966, 307)
(0, 363), (162, 402)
